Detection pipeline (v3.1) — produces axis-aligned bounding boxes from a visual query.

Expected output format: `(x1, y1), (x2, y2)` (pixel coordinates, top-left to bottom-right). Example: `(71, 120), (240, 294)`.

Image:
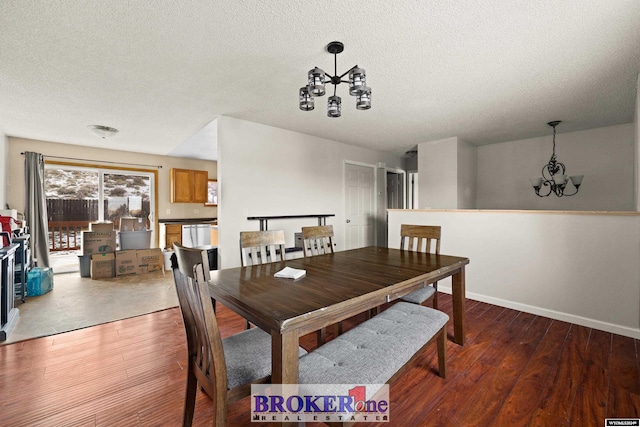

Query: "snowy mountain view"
(45, 169), (150, 200)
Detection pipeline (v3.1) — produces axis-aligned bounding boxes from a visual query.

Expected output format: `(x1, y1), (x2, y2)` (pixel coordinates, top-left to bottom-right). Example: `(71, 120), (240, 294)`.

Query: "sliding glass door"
(44, 164), (156, 272)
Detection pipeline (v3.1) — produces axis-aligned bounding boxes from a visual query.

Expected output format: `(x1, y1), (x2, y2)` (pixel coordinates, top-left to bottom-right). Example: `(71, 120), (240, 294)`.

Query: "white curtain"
(24, 152), (50, 267)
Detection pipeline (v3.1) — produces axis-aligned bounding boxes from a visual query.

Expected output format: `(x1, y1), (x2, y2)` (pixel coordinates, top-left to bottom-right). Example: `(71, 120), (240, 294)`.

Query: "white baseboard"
(438, 286), (640, 340)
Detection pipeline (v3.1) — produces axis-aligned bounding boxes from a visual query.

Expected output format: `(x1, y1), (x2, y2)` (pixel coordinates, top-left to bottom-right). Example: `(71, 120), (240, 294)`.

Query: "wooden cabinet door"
(165, 224), (182, 248)
(171, 168), (193, 203)
(193, 171), (208, 203)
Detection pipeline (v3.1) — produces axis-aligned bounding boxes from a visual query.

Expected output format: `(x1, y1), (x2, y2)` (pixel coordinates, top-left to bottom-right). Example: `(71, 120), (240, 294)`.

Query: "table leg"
(271, 329), (300, 384)
(451, 267), (466, 345)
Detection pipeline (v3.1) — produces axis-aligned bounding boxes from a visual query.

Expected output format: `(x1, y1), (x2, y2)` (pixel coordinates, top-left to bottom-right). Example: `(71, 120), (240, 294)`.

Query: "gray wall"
(476, 123), (635, 211)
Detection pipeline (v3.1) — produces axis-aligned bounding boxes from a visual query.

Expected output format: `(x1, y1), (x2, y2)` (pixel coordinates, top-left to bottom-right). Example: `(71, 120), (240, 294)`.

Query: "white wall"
(477, 124), (635, 211)
(217, 116), (402, 268)
(0, 133), (7, 209)
(388, 209), (640, 339)
(635, 73), (639, 211)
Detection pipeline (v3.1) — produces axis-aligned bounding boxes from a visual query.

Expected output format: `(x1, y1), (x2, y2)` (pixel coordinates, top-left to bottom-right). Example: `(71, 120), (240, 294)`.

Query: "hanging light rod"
(299, 41), (371, 118)
(530, 120), (583, 197)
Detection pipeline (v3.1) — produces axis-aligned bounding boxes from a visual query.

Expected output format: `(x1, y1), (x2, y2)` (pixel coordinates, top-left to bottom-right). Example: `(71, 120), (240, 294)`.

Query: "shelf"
(247, 214), (335, 231)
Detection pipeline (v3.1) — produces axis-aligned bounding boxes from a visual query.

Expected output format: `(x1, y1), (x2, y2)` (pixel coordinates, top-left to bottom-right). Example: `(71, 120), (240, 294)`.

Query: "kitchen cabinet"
(170, 168), (208, 203)
(165, 224), (182, 248)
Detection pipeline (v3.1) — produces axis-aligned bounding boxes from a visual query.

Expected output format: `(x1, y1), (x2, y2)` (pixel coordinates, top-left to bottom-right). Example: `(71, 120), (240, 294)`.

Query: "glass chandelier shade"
(530, 121), (584, 197)
(299, 86), (314, 111)
(348, 67), (367, 96)
(299, 41), (371, 117)
(356, 87), (372, 110)
(327, 95), (342, 118)
(308, 67), (326, 96)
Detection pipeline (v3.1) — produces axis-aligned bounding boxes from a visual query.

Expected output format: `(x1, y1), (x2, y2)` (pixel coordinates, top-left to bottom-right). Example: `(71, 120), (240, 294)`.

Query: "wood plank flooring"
(1, 294), (639, 426)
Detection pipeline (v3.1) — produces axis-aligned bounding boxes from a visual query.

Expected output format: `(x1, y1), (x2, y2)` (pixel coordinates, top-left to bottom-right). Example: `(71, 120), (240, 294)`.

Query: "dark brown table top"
(208, 246), (469, 335)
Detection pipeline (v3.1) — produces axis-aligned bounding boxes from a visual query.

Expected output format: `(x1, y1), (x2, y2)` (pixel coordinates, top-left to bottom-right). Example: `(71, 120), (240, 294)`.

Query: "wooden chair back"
(240, 230), (286, 266)
(172, 262), (227, 426)
(173, 243), (211, 281)
(400, 224), (441, 254)
(301, 225), (335, 257)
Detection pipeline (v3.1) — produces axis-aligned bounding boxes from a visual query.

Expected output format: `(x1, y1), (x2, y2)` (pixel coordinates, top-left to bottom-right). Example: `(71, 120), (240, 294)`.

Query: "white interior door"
(344, 163), (375, 250)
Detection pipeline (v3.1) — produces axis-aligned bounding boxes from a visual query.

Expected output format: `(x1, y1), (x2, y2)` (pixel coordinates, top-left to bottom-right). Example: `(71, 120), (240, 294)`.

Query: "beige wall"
(0, 133), (7, 209)
(7, 137), (217, 223)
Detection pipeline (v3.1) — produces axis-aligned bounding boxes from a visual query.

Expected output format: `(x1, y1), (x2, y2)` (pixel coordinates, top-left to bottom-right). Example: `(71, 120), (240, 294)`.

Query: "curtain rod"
(20, 153), (162, 169)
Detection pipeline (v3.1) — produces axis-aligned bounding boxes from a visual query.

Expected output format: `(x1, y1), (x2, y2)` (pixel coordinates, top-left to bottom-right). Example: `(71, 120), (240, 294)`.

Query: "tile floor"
(2, 269), (178, 345)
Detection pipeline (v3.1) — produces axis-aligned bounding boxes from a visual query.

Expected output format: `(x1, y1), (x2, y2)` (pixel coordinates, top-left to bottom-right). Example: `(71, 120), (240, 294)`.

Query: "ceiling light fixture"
(299, 41), (371, 118)
(88, 125), (119, 139)
(530, 121), (583, 197)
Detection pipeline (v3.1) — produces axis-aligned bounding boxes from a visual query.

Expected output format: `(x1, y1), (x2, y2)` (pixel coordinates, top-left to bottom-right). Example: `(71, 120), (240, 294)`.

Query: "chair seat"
(298, 302), (448, 385)
(223, 327), (308, 389)
(400, 285), (436, 305)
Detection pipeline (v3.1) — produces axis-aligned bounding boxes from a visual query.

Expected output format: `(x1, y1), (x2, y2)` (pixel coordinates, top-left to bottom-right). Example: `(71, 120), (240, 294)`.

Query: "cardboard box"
(90, 222), (114, 232)
(115, 250), (138, 276)
(120, 217), (147, 231)
(137, 248), (163, 274)
(82, 231), (116, 255)
(91, 253), (115, 279)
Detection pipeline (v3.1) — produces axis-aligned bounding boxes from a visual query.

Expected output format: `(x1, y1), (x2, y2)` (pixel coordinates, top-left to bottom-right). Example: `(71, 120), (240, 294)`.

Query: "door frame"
(343, 160), (378, 249)
(385, 167), (407, 209)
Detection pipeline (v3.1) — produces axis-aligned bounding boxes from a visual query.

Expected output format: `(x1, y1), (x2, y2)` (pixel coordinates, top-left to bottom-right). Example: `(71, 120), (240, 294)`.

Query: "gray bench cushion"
(400, 285), (436, 304)
(298, 302), (448, 385)
(223, 328), (307, 389)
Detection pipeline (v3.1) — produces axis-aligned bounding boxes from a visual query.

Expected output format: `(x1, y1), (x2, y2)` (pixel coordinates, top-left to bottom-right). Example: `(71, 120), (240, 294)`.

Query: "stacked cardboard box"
(90, 253), (115, 279)
(82, 230), (117, 256)
(137, 249), (163, 274)
(115, 250), (138, 276)
(89, 222), (114, 232)
(83, 227), (117, 279)
(83, 222), (162, 279)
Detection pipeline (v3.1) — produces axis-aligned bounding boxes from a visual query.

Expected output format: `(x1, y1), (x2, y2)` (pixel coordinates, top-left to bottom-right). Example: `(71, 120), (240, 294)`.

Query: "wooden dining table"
(207, 246), (469, 385)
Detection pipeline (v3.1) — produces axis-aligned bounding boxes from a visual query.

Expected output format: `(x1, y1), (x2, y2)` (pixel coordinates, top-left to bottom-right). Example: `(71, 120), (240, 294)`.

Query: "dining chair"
(173, 243), (216, 313)
(172, 260), (306, 426)
(239, 229), (286, 329)
(239, 230), (286, 266)
(301, 225), (334, 257)
(399, 224), (441, 308)
(301, 225), (337, 344)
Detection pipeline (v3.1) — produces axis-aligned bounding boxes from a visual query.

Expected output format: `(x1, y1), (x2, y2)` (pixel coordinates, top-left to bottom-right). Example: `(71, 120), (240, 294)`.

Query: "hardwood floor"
(1, 294), (639, 426)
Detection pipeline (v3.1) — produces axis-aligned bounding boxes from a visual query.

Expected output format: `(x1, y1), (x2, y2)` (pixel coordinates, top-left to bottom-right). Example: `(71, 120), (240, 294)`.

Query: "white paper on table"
(274, 266), (306, 280)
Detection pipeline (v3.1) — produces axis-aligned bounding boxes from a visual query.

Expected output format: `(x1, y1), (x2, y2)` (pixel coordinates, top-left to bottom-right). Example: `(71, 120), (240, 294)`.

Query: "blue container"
(27, 267), (54, 296)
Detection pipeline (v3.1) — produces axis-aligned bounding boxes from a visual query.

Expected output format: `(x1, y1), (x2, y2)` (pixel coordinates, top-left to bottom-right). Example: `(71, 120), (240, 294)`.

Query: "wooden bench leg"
(437, 328), (446, 378)
(317, 328), (326, 346)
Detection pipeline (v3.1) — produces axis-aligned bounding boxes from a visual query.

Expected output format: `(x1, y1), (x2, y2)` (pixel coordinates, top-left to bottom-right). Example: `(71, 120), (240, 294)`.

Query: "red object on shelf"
(1, 216), (18, 246)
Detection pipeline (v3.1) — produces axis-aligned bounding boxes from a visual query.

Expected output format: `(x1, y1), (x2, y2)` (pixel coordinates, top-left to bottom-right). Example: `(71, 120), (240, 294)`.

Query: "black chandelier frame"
(299, 41), (371, 117)
(531, 121), (583, 197)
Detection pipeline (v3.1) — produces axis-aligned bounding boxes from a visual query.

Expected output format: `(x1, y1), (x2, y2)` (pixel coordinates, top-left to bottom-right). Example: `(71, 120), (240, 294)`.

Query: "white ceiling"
(1, 1), (639, 161)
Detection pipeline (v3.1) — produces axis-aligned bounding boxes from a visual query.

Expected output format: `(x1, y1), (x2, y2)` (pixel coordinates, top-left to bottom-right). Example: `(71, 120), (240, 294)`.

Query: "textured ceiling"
(1, 1), (639, 161)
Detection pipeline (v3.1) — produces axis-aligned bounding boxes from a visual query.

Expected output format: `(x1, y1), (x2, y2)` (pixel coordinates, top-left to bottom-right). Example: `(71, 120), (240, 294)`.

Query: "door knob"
(346, 219), (351, 223)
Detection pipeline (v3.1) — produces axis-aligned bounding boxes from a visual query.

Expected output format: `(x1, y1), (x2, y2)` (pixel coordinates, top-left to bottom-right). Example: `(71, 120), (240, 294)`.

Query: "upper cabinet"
(170, 168), (208, 203)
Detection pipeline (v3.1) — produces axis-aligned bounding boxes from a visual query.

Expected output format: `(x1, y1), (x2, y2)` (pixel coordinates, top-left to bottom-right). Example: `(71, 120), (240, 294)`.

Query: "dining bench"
(298, 301), (448, 391)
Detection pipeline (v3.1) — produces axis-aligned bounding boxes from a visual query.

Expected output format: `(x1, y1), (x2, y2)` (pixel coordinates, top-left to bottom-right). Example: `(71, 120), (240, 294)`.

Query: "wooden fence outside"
(46, 199), (150, 251)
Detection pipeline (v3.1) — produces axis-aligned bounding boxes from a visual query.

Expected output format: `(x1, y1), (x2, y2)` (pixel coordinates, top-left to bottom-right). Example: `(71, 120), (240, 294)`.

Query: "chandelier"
(530, 121), (583, 197)
(299, 41), (371, 118)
